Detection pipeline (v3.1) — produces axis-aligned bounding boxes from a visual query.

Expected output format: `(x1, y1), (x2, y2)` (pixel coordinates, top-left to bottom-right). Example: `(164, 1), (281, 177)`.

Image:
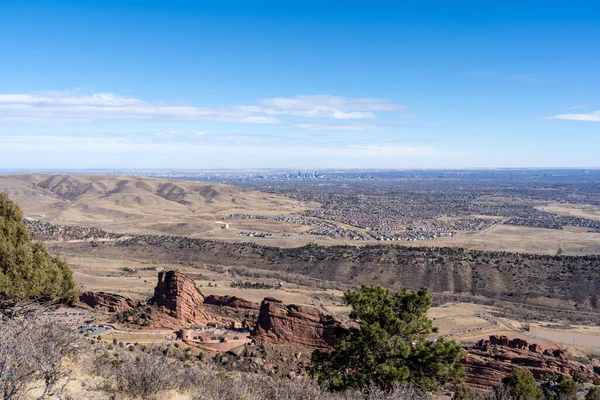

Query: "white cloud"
(259, 94), (401, 111)
(0, 91), (403, 125)
(294, 123), (390, 131)
(544, 111), (600, 122)
(0, 91), (143, 106)
(0, 92), (282, 124)
(257, 95), (402, 119)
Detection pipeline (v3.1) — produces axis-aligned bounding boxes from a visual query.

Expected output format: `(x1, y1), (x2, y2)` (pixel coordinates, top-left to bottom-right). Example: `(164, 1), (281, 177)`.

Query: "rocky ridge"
(464, 335), (595, 391)
(25, 219), (121, 241)
(252, 297), (346, 349)
(112, 233), (600, 313)
(79, 291), (135, 313)
(204, 294), (260, 311)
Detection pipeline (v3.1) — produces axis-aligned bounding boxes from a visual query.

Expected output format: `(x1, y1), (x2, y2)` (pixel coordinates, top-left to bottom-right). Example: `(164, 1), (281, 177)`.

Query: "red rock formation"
(204, 294), (260, 311)
(150, 271), (214, 325)
(477, 335), (541, 353)
(489, 335), (510, 346)
(466, 336), (595, 391)
(509, 338), (528, 349)
(529, 343), (543, 354)
(242, 319), (256, 330)
(79, 291), (135, 313)
(251, 297), (346, 348)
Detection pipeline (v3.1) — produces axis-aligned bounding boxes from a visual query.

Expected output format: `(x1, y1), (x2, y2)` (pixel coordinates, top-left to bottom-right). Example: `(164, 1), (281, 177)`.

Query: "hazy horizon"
(3, 167), (600, 175)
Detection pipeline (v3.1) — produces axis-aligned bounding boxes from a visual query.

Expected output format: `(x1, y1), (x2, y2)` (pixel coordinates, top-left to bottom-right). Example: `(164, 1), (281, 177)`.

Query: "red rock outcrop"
(251, 297), (346, 348)
(242, 318), (256, 330)
(79, 291), (135, 313)
(489, 335), (509, 346)
(150, 271), (214, 325)
(528, 343), (543, 354)
(466, 336), (596, 391)
(204, 295), (260, 311)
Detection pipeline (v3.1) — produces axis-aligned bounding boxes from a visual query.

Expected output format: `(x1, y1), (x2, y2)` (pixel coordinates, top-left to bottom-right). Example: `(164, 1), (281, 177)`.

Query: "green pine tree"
(555, 377), (579, 400)
(309, 285), (465, 392)
(502, 369), (543, 400)
(0, 193), (77, 303)
(586, 386), (600, 400)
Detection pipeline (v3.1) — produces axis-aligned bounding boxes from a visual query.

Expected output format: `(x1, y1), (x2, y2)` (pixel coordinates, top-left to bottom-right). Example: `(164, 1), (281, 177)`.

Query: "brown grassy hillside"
(0, 174), (311, 236)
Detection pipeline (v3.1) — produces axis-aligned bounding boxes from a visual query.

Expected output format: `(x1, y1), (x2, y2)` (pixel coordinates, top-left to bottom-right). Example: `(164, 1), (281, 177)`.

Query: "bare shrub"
(191, 372), (251, 400)
(190, 373), (432, 400)
(0, 318), (79, 400)
(0, 319), (39, 400)
(191, 373), (326, 400)
(33, 323), (80, 399)
(475, 384), (514, 400)
(93, 348), (210, 399)
(361, 384), (432, 400)
(95, 350), (175, 398)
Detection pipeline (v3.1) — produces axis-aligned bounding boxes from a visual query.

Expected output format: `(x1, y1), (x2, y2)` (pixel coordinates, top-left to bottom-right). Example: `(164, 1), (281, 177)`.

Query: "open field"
(538, 203), (600, 222)
(70, 256), (193, 300)
(428, 303), (493, 334)
(529, 325), (600, 349)
(413, 224), (600, 255)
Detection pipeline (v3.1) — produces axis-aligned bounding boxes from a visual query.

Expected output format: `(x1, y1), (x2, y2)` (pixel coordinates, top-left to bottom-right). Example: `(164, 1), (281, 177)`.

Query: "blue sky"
(1, 0), (599, 169)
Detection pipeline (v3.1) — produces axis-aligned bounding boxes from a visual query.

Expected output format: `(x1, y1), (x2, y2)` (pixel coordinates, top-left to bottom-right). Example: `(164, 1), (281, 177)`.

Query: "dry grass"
(538, 203), (600, 222)
(528, 325), (600, 349)
(428, 303), (493, 335)
(410, 224), (600, 255)
(0, 174), (313, 238)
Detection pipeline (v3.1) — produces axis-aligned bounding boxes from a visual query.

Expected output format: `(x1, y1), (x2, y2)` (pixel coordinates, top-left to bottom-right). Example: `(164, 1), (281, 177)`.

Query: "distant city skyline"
(1, 1), (599, 169)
